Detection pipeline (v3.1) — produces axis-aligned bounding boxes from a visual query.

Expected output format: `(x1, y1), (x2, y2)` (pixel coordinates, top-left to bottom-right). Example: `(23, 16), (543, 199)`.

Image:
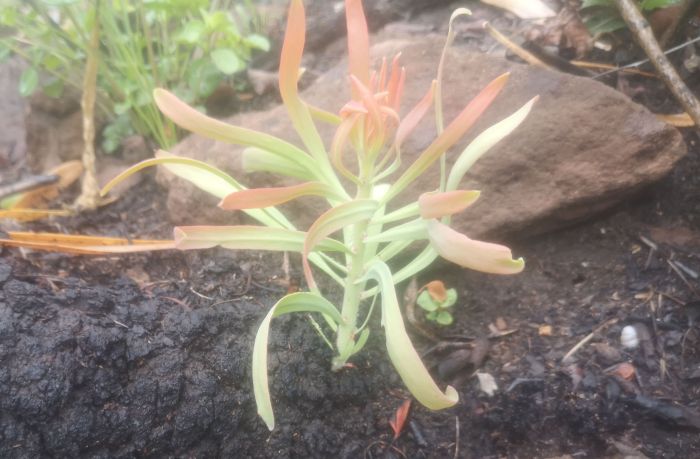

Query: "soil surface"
(2, 141), (699, 459)
(2, 2), (700, 458)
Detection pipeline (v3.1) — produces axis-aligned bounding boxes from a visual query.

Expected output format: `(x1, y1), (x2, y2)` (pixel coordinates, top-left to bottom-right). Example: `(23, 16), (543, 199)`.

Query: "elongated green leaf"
(101, 151), (241, 199)
(392, 244), (439, 285)
(242, 147), (314, 180)
(427, 219), (524, 274)
(435, 8), (472, 134)
(384, 73), (510, 204)
(376, 202), (420, 224)
(153, 89), (320, 177)
(278, 0), (332, 169)
(102, 151), (294, 229)
(418, 190), (480, 219)
(174, 226), (347, 253)
(219, 182), (343, 210)
(253, 292), (344, 430)
(303, 199), (378, 289)
(345, 0), (371, 93)
(364, 260), (458, 409)
(364, 218), (426, 244)
(446, 97), (537, 191)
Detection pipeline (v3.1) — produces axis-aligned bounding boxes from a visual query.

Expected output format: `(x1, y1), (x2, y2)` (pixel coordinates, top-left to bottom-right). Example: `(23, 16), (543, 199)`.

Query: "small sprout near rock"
(417, 281), (458, 325)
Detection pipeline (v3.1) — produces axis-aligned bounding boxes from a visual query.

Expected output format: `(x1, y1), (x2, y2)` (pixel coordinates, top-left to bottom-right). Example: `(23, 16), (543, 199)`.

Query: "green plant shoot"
(98, 0), (537, 430)
(417, 281), (458, 326)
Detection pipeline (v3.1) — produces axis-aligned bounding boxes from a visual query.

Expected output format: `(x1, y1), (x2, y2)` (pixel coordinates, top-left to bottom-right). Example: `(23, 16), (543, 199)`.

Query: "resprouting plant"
(417, 280), (458, 326)
(36, 0), (536, 429)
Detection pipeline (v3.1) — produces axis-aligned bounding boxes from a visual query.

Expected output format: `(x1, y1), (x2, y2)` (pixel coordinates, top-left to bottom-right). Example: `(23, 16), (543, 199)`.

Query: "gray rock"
(159, 37), (685, 241)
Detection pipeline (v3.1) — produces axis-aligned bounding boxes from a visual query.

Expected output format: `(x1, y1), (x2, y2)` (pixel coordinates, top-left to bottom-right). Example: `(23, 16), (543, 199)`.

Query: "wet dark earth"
(2, 0), (700, 455)
(1, 137), (699, 458)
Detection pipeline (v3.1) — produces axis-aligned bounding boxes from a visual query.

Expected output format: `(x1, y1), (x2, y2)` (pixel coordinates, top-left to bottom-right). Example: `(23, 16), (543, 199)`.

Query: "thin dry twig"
(667, 259), (700, 297)
(453, 416), (460, 459)
(614, 0), (700, 128)
(562, 317), (619, 363)
(483, 21), (552, 70)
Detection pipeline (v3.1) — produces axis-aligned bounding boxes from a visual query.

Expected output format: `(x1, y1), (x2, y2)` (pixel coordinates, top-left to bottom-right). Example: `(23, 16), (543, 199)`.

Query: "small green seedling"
(417, 280), (458, 325)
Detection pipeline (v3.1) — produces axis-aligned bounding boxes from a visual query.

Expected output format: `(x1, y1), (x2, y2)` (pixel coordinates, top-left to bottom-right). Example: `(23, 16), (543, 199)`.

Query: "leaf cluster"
(580, 0), (681, 37)
(0, 0), (270, 153)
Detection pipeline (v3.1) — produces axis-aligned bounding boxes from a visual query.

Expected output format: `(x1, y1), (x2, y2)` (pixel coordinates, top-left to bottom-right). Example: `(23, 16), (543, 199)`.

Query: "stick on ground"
(614, 0), (700, 128)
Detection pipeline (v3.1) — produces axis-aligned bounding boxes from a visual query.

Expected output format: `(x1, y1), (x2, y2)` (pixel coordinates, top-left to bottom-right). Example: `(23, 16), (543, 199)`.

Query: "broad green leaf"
(418, 190), (481, 219)
(253, 292), (343, 430)
(417, 290), (439, 312)
(444, 288), (458, 307)
(364, 218), (426, 244)
(211, 48), (243, 75)
(174, 225), (347, 253)
(303, 199), (378, 289)
(446, 97), (536, 191)
(384, 73), (510, 203)
(219, 182), (343, 210)
(177, 20), (204, 43)
(364, 260), (459, 409)
(19, 67), (38, 97)
(427, 219), (524, 274)
(436, 311), (453, 325)
(245, 33), (270, 51)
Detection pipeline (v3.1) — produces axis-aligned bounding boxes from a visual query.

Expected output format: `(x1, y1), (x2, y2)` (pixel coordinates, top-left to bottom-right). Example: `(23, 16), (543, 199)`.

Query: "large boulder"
(159, 36), (686, 240)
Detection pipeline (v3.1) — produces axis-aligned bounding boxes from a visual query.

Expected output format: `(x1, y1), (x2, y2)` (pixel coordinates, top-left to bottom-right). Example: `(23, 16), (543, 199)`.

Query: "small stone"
(621, 325), (639, 349)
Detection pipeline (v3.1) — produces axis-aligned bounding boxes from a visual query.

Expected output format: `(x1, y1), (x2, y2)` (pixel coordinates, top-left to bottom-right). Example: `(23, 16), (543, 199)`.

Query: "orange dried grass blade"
(11, 160), (84, 210)
(0, 209), (73, 222)
(389, 399), (412, 440)
(656, 112), (695, 127)
(0, 232), (175, 254)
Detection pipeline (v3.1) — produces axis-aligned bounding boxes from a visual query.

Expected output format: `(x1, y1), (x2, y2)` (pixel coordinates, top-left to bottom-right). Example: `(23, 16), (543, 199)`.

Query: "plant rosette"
(1, 0), (538, 430)
(417, 280), (458, 325)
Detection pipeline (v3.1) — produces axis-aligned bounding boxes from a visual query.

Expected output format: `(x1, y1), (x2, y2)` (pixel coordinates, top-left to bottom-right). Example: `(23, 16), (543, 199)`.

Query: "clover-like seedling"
(417, 281), (458, 326)
(90, 0), (537, 430)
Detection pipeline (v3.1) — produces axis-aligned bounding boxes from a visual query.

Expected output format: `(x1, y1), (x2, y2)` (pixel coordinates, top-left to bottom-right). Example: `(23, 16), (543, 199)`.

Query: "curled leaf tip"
(427, 220), (524, 275)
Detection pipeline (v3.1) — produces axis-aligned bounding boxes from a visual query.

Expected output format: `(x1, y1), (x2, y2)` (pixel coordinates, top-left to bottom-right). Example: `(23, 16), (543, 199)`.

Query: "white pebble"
(620, 325), (639, 349)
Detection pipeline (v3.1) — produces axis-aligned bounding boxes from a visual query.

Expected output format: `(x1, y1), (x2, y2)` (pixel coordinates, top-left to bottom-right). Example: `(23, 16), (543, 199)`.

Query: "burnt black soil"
(1, 143), (699, 458)
(3, 4), (700, 459)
